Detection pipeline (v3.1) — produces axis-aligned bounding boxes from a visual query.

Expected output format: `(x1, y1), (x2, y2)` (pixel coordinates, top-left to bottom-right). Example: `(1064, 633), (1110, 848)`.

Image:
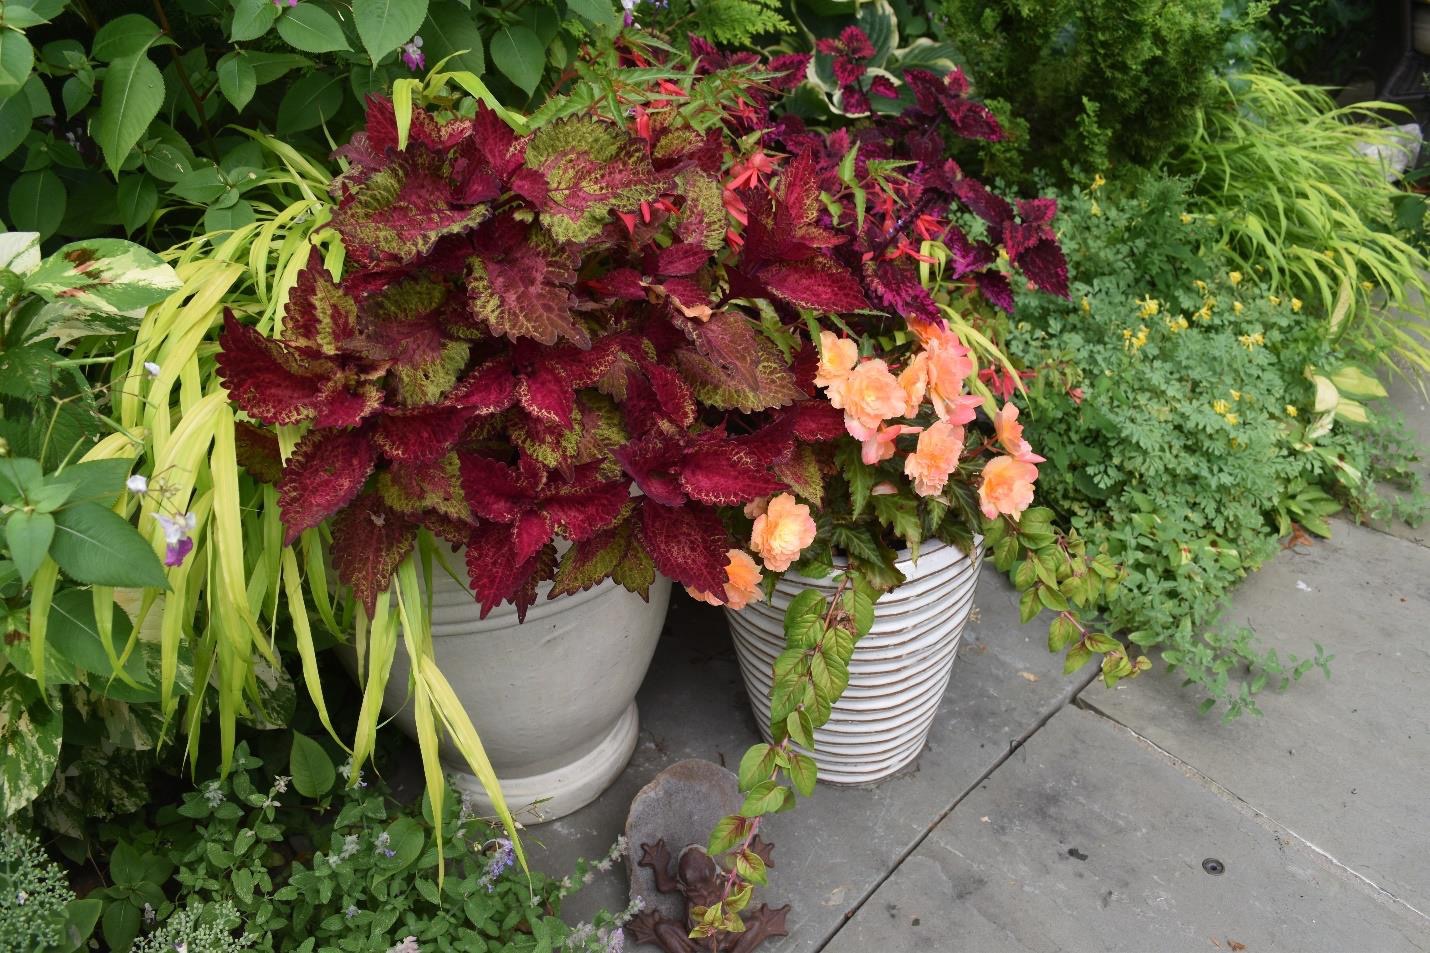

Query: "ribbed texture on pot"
(725, 539), (982, 785)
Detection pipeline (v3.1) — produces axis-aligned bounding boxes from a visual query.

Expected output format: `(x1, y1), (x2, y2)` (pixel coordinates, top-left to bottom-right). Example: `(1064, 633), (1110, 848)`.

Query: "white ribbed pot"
(725, 538), (982, 784)
(376, 554), (671, 821)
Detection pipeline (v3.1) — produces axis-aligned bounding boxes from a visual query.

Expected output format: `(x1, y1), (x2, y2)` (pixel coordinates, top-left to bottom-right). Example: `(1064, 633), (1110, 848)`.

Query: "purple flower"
(156, 512), (196, 567)
(401, 35), (424, 71)
(478, 838), (516, 891)
(272, 0), (298, 7)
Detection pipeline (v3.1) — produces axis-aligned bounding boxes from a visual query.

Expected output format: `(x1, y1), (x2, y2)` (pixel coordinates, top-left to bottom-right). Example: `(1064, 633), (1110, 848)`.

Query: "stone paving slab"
(525, 570), (1093, 950)
(1082, 519), (1430, 917)
(1375, 366), (1430, 548)
(822, 706), (1430, 953)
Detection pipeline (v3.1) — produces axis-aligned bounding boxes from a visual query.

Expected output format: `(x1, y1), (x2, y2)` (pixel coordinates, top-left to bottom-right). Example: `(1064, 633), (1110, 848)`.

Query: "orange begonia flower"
(686, 549), (764, 610)
(834, 359), (907, 441)
(979, 454), (1039, 520)
(903, 420), (965, 497)
(749, 492), (817, 572)
(993, 403), (1045, 463)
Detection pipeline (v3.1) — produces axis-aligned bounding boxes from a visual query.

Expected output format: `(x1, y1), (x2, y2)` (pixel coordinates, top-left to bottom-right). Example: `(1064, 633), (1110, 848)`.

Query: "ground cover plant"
(1004, 175), (1423, 717)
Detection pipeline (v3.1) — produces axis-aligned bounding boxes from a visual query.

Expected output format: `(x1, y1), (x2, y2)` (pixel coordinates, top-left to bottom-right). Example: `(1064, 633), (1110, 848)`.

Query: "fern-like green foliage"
(656, 0), (793, 46)
(942, 0), (1235, 182)
(1169, 68), (1430, 374)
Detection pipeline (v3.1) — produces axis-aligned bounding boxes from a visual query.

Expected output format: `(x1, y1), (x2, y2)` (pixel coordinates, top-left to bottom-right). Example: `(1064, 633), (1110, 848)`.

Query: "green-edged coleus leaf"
(676, 311), (802, 413)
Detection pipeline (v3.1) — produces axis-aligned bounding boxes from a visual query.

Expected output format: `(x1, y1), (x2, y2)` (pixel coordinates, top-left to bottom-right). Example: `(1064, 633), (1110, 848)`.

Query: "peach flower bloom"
(749, 492), (817, 572)
(814, 331), (859, 391)
(903, 420), (965, 497)
(686, 549), (764, 609)
(743, 496), (770, 519)
(979, 454), (1039, 520)
(924, 335), (977, 422)
(898, 351), (929, 416)
(993, 403), (1045, 462)
(833, 359), (907, 441)
(861, 423), (921, 465)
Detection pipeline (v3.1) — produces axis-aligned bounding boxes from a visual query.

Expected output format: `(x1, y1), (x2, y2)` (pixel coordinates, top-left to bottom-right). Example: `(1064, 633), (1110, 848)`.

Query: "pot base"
(448, 701), (641, 823)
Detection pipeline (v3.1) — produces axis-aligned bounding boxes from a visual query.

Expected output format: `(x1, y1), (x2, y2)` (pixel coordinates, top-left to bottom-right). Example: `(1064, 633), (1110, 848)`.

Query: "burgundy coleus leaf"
(284, 248), (357, 351)
(759, 257), (869, 312)
(510, 336), (623, 427)
(459, 452), (544, 525)
(1012, 237), (1069, 298)
(1004, 198), (1069, 298)
(217, 314), (383, 427)
(234, 421), (284, 485)
(780, 398), (848, 442)
(678, 431), (786, 505)
(975, 270), (1014, 313)
(950, 178), (1013, 236)
(331, 491), (414, 617)
(767, 53), (813, 91)
(613, 424), (688, 507)
(372, 403), (476, 465)
(869, 75), (900, 99)
(541, 473), (632, 543)
(943, 226), (998, 279)
(866, 259), (941, 326)
(466, 235), (588, 347)
(448, 359), (518, 413)
(331, 152), (491, 270)
(277, 428), (378, 545)
(773, 444), (824, 507)
(465, 522), (555, 621)
(902, 69), (1001, 141)
(676, 311), (803, 413)
(635, 499), (729, 595)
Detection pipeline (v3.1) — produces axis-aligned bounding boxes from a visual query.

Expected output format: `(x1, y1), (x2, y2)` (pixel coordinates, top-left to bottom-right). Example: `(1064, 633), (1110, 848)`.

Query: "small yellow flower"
(1269, 295), (1282, 306)
(1291, 298), (1303, 312)
(1180, 213), (1193, 225)
(1322, 249), (1335, 261)
(1212, 399), (1231, 415)
(1081, 297), (1091, 313)
(1137, 296), (1160, 318)
(1165, 315), (1189, 333)
(1230, 389), (1242, 401)
(1123, 325), (1149, 351)
(1361, 280), (1374, 291)
(1229, 271), (1242, 286)
(1194, 279), (1208, 293)
(1091, 173), (1106, 191)
(1232, 301), (1244, 315)
(1238, 331), (1265, 349)
(1090, 200), (1102, 217)
(1224, 412), (1240, 425)
(1285, 404), (1298, 417)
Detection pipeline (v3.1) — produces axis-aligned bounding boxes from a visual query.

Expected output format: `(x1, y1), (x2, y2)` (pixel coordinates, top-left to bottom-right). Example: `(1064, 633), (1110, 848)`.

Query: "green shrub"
(1007, 176), (1422, 717)
(1169, 68), (1430, 374)
(940, 0), (1236, 182)
(0, 0), (622, 243)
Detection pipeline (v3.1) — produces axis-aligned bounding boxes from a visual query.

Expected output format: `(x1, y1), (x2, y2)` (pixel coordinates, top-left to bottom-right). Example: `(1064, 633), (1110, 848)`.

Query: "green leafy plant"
(0, 826), (100, 952)
(1004, 176), (1421, 717)
(0, 0), (623, 242)
(1169, 67), (1430, 374)
(941, 0), (1240, 182)
(88, 741), (632, 953)
(0, 230), (185, 821)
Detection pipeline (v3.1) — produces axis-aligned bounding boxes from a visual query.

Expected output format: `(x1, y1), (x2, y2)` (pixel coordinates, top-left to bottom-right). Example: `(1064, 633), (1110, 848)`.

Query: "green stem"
(151, 0), (221, 162)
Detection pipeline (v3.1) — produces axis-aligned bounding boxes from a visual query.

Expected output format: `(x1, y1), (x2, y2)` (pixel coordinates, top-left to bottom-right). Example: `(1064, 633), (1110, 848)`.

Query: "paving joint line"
(1075, 698), (1430, 926)
(811, 666), (1100, 953)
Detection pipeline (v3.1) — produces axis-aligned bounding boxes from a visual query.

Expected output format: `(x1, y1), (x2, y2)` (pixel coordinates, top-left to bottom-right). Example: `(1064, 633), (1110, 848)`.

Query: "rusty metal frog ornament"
(626, 838), (791, 952)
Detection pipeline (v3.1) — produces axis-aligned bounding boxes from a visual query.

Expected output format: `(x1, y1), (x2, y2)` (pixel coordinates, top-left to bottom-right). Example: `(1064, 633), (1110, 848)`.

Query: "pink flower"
(686, 550), (764, 609)
(832, 359), (907, 441)
(903, 420), (964, 497)
(924, 334), (977, 422)
(979, 455), (1039, 520)
(993, 403), (1045, 462)
(860, 423), (920, 465)
(749, 493), (817, 572)
(401, 35), (425, 71)
(898, 352), (928, 416)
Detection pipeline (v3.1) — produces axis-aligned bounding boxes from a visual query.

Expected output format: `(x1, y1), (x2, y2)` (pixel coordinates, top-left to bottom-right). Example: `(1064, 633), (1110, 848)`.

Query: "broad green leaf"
(95, 51), (164, 176)
(707, 814), (743, 856)
(204, 198), (255, 233)
(216, 51), (257, 111)
(277, 4), (351, 54)
(565, 0), (620, 29)
(20, 70), (49, 117)
(50, 502), (168, 589)
(0, 30), (35, 101)
(0, 4), (49, 29)
(289, 730), (335, 797)
(25, 238), (180, 313)
(0, 686), (62, 816)
(61, 74), (92, 119)
(372, 816), (425, 881)
(143, 143), (190, 182)
(59, 897), (103, 952)
(7, 169), (65, 238)
(5, 510), (53, 585)
(737, 743), (773, 791)
(788, 751), (817, 796)
(245, 51), (311, 84)
(422, 1), (484, 76)
(116, 173), (158, 233)
(353, 0), (429, 64)
(44, 589), (138, 677)
(229, 0), (279, 41)
(277, 70), (343, 134)
(92, 14), (162, 62)
(169, 164), (226, 203)
(489, 25), (543, 95)
(50, 458), (132, 507)
(0, 88), (31, 161)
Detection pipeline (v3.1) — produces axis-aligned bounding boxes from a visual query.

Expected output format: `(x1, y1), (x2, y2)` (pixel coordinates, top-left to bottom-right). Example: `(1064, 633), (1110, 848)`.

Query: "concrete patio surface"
(519, 394), (1430, 951)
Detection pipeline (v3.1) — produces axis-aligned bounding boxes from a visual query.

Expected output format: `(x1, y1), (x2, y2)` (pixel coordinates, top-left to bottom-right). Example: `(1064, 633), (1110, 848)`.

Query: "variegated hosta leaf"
(35, 748), (155, 836)
(23, 239), (182, 314)
(0, 680), (63, 817)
